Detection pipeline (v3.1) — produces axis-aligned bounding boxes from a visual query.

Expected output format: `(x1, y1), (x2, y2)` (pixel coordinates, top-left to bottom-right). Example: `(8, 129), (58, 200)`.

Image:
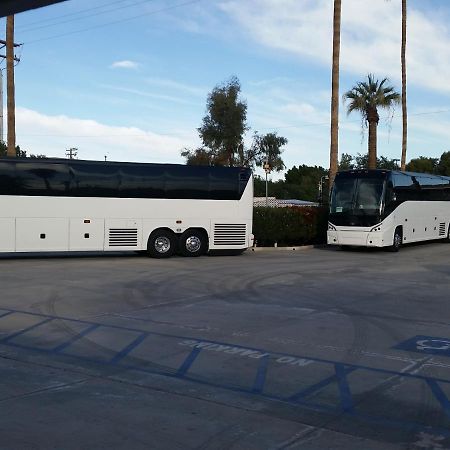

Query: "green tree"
(241, 132), (287, 172)
(437, 151), (450, 176)
(182, 77), (286, 170)
(405, 156), (438, 174)
(0, 140), (27, 158)
(197, 76), (248, 166)
(285, 165), (327, 201)
(343, 74), (400, 169)
(338, 153), (354, 170)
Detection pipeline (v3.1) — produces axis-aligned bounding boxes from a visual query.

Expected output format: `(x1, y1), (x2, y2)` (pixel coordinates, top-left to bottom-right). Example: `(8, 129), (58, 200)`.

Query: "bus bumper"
(327, 230), (383, 247)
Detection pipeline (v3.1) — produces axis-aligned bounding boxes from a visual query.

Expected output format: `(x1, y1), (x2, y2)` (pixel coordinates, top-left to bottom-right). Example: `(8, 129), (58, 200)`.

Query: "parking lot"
(1, 244), (450, 449)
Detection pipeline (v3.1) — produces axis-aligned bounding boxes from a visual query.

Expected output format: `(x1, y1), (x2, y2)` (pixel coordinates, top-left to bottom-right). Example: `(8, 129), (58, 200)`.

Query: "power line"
(19, 0), (160, 33)
(16, 0), (134, 30)
(24, 0), (203, 45)
(17, 0), (133, 29)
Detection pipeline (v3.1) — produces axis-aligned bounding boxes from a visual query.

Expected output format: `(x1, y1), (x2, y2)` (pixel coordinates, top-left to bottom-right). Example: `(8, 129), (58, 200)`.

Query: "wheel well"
(182, 227), (209, 240)
(395, 225), (403, 236)
(147, 228), (175, 246)
(181, 228), (209, 248)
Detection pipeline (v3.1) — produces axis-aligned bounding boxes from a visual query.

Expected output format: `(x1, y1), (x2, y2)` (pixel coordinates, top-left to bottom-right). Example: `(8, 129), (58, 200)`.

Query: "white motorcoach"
(327, 169), (450, 251)
(0, 158), (253, 257)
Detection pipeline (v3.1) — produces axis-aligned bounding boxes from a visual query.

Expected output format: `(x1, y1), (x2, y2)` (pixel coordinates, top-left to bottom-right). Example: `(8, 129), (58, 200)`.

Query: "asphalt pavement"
(1, 243), (450, 449)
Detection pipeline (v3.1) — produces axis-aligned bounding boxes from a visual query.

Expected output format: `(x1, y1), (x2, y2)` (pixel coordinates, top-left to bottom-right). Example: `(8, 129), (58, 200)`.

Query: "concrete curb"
(251, 245), (316, 252)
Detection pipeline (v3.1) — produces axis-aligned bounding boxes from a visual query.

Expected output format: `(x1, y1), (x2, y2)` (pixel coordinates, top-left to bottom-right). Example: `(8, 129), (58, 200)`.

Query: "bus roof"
(337, 169), (450, 182)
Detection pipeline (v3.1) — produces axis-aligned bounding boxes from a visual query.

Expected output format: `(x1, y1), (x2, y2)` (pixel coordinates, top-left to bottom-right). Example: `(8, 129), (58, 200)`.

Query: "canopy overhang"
(0, 0), (68, 18)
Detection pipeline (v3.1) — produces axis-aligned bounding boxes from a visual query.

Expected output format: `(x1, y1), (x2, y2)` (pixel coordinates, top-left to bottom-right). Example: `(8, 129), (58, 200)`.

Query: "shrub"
(253, 206), (328, 246)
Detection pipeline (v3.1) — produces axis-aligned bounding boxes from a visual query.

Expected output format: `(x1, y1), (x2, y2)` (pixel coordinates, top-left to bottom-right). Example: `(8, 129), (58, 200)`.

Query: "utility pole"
(6, 16), (16, 157)
(66, 147), (78, 159)
(0, 33), (21, 148)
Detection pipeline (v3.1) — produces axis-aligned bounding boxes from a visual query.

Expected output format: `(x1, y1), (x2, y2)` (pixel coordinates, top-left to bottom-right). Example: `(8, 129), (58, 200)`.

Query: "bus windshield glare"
(330, 176), (385, 226)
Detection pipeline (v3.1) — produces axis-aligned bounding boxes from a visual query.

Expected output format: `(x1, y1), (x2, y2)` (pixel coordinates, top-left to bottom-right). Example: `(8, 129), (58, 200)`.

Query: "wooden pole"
(6, 15), (16, 158)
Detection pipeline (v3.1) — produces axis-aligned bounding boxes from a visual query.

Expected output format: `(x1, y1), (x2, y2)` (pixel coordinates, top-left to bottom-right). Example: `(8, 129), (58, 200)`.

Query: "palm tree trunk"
(329, 0), (341, 190)
(368, 120), (377, 169)
(400, 0), (407, 171)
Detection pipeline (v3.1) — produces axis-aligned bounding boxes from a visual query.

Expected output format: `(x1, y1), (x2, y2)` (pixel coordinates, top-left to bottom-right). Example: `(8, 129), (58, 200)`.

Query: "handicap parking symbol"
(394, 336), (450, 357)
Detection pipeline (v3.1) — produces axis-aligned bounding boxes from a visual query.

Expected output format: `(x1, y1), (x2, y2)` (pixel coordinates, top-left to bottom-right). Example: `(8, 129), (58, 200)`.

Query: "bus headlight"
(328, 222), (336, 231)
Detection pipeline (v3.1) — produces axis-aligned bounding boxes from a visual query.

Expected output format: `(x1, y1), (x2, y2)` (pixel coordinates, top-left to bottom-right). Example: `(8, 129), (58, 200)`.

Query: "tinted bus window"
(70, 163), (119, 197)
(119, 164), (165, 198)
(15, 162), (70, 196)
(0, 161), (17, 195)
(209, 167), (240, 200)
(165, 165), (210, 199)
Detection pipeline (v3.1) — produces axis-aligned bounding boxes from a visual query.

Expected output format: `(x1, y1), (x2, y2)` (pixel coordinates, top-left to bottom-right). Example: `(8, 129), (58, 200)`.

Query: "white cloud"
(219, 0), (450, 94)
(15, 107), (196, 163)
(110, 60), (139, 70)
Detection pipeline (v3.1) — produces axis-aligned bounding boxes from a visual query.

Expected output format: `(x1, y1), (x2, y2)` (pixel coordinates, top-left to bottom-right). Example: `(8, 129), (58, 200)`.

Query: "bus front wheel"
(389, 227), (402, 252)
(147, 230), (176, 258)
(179, 229), (207, 257)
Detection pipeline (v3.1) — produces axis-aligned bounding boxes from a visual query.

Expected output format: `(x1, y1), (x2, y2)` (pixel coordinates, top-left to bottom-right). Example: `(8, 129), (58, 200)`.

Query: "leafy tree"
(341, 152), (399, 170)
(437, 151), (450, 176)
(181, 77), (286, 170)
(284, 165), (327, 201)
(197, 76), (247, 166)
(181, 147), (214, 166)
(406, 156), (438, 174)
(343, 74), (400, 169)
(241, 132), (287, 172)
(338, 153), (354, 170)
(0, 140), (27, 158)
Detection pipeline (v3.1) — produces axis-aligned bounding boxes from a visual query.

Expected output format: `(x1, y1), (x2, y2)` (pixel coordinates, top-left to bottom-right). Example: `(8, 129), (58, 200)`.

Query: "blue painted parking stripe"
(52, 323), (100, 353)
(109, 332), (148, 364)
(252, 354), (270, 393)
(426, 379), (450, 420)
(335, 363), (354, 412)
(0, 317), (54, 343)
(288, 367), (357, 402)
(176, 347), (202, 377)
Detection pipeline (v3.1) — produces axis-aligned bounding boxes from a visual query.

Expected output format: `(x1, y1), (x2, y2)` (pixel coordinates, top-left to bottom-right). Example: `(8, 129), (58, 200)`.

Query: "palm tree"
(400, 0), (407, 171)
(343, 74), (400, 170)
(329, 0), (341, 190)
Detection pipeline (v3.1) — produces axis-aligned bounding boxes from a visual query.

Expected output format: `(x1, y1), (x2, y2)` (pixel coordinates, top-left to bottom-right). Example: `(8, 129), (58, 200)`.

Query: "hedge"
(253, 206), (328, 247)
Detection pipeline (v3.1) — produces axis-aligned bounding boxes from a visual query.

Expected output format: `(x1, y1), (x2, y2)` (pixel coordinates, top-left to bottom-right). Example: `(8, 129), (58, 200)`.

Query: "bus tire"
(179, 229), (207, 257)
(389, 227), (402, 252)
(147, 229), (176, 258)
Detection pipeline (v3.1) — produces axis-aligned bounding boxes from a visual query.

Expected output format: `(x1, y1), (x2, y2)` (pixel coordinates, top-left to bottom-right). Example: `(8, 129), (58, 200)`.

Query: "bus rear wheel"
(147, 230), (176, 258)
(179, 229), (207, 257)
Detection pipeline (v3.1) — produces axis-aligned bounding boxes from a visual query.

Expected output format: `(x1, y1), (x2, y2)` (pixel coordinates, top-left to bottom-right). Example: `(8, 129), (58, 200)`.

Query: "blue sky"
(2, 0), (450, 178)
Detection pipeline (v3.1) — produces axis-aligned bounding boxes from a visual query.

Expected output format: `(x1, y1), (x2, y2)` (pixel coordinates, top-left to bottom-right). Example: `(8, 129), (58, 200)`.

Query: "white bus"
(327, 169), (450, 251)
(0, 158), (253, 258)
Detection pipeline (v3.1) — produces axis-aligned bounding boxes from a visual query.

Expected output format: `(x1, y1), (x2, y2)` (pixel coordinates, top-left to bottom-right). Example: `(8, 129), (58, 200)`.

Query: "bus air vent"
(108, 228), (138, 247)
(439, 223), (446, 236)
(213, 224), (246, 246)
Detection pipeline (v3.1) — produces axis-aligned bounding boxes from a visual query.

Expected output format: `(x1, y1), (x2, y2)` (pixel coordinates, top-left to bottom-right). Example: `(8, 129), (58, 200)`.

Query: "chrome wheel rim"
(394, 233), (402, 248)
(155, 237), (171, 253)
(185, 236), (201, 253)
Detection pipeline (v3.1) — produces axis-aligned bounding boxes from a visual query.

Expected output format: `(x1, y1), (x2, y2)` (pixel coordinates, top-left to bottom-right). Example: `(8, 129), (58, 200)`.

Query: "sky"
(2, 0), (450, 179)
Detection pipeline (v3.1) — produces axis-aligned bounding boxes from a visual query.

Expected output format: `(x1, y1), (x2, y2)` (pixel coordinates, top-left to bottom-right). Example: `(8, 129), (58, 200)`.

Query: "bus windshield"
(330, 176), (385, 226)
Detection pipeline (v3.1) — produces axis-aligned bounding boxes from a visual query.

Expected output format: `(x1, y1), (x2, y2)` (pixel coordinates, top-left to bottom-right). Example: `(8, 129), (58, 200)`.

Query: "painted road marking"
(395, 336), (450, 356)
(179, 339), (314, 367)
(1, 308), (450, 437)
